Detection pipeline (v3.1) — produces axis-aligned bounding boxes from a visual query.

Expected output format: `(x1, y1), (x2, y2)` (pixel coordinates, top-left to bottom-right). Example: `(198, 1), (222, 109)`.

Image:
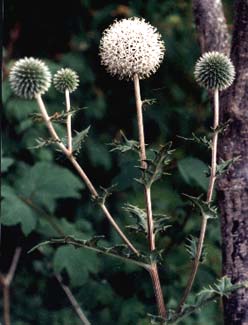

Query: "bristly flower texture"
(9, 57), (51, 99)
(99, 17), (165, 80)
(194, 51), (235, 90)
(53, 68), (79, 93)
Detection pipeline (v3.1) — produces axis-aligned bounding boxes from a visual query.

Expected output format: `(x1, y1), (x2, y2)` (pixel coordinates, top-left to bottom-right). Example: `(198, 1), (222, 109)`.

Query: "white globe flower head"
(99, 17), (165, 80)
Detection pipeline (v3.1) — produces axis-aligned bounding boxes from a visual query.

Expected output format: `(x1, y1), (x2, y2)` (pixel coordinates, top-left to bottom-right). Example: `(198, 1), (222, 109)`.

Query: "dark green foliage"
(2, 0), (234, 324)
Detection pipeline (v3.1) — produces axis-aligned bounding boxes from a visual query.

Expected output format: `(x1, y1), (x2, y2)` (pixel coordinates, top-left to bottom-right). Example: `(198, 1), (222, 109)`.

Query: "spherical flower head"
(9, 57), (51, 99)
(53, 68), (79, 93)
(99, 17), (165, 80)
(194, 51), (235, 91)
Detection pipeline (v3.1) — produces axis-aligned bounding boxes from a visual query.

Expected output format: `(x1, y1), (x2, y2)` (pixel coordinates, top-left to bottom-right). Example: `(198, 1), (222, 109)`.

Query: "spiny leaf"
(138, 142), (174, 187)
(184, 194), (217, 219)
(29, 137), (62, 149)
(154, 214), (171, 237)
(72, 126), (90, 155)
(178, 133), (211, 149)
(185, 235), (206, 262)
(93, 184), (117, 205)
(166, 277), (248, 324)
(142, 98), (157, 110)
(29, 107), (86, 123)
(216, 156), (240, 176)
(124, 204), (147, 234)
(29, 236), (149, 269)
(212, 118), (232, 134)
(109, 130), (139, 153)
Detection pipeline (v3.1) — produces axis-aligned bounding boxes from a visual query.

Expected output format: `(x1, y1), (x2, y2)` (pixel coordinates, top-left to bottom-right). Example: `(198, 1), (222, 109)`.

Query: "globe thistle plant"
(53, 68), (79, 93)
(9, 57), (51, 99)
(178, 51), (236, 312)
(194, 51), (235, 91)
(99, 17), (165, 80)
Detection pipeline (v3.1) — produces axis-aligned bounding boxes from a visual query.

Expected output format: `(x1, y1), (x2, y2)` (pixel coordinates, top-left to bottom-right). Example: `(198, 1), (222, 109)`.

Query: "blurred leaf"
(15, 162), (84, 212)
(178, 157), (208, 191)
(1, 185), (37, 235)
(1, 157), (14, 173)
(185, 235), (206, 262)
(53, 245), (101, 286)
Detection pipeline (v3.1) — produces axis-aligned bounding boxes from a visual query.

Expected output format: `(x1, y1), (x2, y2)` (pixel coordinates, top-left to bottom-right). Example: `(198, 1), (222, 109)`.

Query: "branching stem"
(177, 89), (220, 312)
(35, 94), (139, 256)
(55, 273), (91, 325)
(133, 73), (166, 319)
(0, 248), (22, 325)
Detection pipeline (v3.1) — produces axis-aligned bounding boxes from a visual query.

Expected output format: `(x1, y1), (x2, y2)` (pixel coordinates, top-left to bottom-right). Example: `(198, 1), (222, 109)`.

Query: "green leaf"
(72, 126), (90, 155)
(53, 245), (101, 286)
(184, 194), (218, 219)
(178, 133), (211, 149)
(124, 204), (147, 234)
(15, 162), (84, 212)
(178, 157), (209, 191)
(1, 185), (37, 235)
(167, 277), (248, 324)
(139, 143), (174, 187)
(216, 157), (240, 176)
(185, 235), (206, 262)
(1, 157), (14, 173)
(109, 130), (139, 153)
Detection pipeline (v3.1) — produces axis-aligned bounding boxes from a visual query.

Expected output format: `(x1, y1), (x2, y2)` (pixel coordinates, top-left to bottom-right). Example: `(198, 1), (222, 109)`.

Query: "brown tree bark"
(192, 0), (248, 324)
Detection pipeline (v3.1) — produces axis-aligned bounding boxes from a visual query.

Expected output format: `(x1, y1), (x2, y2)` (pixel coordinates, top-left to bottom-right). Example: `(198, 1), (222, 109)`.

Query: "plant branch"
(177, 89), (220, 312)
(30, 237), (150, 270)
(55, 273), (91, 325)
(65, 89), (72, 153)
(0, 247), (22, 325)
(35, 94), (139, 256)
(133, 73), (166, 319)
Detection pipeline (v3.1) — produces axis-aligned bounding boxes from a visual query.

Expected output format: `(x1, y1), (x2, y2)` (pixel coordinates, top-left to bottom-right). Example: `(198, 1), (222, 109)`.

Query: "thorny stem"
(35, 94), (139, 256)
(133, 73), (166, 319)
(177, 89), (220, 312)
(0, 248), (22, 325)
(65, 89), (72, 154)
(55, 274), (91, 325)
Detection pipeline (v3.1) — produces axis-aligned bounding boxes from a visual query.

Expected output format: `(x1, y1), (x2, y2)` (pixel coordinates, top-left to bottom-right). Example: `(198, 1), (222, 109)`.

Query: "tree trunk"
(218, 0), (248, 323)
(192, 0), (248, 323)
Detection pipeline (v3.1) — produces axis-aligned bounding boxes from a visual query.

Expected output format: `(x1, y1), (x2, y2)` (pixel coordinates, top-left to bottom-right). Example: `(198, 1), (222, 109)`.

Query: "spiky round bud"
(9, 57), (51, 99)
(99, 17), (165, 80)
(53, 68), (79, 93)
(194, 51), (235, 90)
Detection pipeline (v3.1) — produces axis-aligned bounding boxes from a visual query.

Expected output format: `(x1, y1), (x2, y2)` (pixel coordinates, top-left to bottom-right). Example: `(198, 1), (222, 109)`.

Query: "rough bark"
(192, 0), (248, 324)
(218, 0), (248, 323)
(192, 0), (230, 54)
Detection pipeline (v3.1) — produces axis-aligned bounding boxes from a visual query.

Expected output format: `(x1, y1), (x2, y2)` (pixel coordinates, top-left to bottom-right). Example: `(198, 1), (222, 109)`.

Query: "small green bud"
(194, 51), (235, 90)
(9, 57), (51, 99)
(53, 68), (79, 93)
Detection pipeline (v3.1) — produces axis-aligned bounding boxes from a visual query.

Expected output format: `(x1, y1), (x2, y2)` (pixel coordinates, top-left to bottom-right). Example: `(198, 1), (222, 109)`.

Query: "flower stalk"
(133, 73), (166, 319)
(177, 89), (220, 312)
(35, 94), (139, 256)
(65, 89), (72, 154)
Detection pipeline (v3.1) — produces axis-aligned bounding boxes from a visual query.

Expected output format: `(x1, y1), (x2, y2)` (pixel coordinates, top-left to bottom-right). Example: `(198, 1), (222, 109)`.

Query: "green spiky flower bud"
(9, 57), (51, 99)
(53, 68), (79, 93)
(194, 51), (235, 90)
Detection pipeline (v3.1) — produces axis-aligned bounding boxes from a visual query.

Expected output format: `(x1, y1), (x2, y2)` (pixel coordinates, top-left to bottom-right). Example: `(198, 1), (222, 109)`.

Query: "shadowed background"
(2, 0), (233, 324)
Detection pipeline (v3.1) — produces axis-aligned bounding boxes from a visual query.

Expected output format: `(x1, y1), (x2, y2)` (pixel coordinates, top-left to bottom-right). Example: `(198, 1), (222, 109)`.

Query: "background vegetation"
(2, 0), (233, 324)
